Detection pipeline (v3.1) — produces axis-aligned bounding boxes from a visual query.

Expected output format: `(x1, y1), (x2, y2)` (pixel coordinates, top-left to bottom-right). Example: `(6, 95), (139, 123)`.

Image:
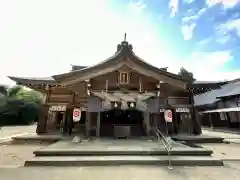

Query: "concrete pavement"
(1, 163), (240, 180)
(0, 124), (36, 144)
(202, 129), (240, 144)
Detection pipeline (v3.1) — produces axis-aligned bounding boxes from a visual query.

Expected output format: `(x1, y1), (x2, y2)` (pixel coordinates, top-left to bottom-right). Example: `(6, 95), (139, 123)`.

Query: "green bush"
(0, 100), (40, 125)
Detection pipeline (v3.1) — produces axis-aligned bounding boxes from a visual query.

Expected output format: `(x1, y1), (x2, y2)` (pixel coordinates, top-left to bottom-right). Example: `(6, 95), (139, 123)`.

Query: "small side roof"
(193, 80), (228, 84)
(201, 107), (240, 113)
(194, 80), (240, 106)
(216, 82), (240, 98)
(8, 76), (57, 85)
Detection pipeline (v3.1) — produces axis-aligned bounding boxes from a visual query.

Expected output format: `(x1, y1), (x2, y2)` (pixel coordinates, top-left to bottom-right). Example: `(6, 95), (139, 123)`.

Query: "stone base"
(25, 156), (223, 167)
(171, 134), (224, 143)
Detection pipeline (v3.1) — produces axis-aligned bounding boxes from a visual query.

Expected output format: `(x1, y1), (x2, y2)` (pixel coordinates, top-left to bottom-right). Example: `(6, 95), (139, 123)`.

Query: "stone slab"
(24, 155), (224, 166)
(12, 134), (64, 142)
(171, 134), (224, 143)
(34, 139), (213, 156)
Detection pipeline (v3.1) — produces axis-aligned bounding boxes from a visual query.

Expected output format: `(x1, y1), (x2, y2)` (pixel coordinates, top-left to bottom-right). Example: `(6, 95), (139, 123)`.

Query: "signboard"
(80, 107), (87, 111)
(159, 108), (165, 113)
(176, 108), (190, 113)
(73, 108), (81, 122)
(164, 109), (172, 122)
(49, 105), (66, 112)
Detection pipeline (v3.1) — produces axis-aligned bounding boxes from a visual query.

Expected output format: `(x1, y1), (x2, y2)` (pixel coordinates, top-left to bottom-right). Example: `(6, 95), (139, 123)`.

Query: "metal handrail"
(155, 128), (173, 170)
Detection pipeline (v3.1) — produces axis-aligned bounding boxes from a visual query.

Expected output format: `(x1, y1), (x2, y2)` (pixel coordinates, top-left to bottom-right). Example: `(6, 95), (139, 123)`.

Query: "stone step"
(25, 155), (223, 167)
(171, 135), (224, 144)
(34, 149), (213, 156)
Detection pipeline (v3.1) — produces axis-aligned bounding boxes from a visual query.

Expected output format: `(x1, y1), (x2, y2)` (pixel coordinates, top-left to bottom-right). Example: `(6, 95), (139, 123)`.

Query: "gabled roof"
(194, 80), (240, 106)
(53, 41), (188, 88)
(8, 41), (187, 88)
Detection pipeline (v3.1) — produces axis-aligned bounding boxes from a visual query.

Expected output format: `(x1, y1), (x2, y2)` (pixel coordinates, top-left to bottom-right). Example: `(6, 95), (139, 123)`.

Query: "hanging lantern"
(130, 102), (135, 108)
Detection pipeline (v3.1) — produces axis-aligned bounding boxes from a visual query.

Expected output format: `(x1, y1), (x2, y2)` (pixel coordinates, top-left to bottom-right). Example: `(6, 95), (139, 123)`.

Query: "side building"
(9, 40), (205, 137)
(195, 79), (240, 129)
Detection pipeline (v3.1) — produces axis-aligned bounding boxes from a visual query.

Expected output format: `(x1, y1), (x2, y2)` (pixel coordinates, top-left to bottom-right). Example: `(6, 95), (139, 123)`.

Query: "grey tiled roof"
(53, 41), (187, 82)
(194, 81), (240, 106)
(18, 77), (55, 81)
(8, 76), (56, 85)
(193, 80), (227, 84)
(217, 82), (240, 98)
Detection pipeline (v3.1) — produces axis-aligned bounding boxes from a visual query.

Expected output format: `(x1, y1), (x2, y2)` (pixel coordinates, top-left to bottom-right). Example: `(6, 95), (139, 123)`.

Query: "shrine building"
(8, 39), (203, 137)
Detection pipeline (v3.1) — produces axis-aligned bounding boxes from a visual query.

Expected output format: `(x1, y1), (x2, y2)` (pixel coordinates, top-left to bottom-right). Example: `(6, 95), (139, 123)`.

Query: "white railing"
(156, 128), (173, 169)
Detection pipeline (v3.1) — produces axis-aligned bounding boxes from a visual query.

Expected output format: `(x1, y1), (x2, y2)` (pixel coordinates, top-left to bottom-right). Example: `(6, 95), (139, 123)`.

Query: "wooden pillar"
(188, 89), (202, 135)
(209, 113), (213, 129)
(85, 112), (91, 137)
(36, 86), (50, 134)
(96, 111), (101, 137)
(144, 112), (150, 136)
(61, 112), (66, 133)
(36, 105), (48, 134)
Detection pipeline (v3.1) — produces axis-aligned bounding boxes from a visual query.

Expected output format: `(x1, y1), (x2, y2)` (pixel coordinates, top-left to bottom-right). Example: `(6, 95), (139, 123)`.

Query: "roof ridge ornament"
(124, 33), (127, 42)
(116, 33), (133, 52)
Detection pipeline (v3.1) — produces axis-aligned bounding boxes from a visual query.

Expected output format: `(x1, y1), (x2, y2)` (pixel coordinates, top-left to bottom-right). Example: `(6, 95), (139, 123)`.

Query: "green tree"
(7, 85), (22, 97)
(16, 88), (43, 104)
(0, 85), (43, 125)
(178, 67), (196, 83)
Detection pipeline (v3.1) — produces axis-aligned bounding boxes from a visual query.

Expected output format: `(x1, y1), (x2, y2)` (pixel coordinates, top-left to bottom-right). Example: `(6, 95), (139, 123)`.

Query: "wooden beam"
(61, 62), (125, 85)
(59, 58), (187, 89)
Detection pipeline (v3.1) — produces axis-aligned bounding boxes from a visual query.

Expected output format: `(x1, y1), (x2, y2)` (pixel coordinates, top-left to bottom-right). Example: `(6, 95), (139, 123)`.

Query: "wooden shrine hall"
(8, 38), (202, 138)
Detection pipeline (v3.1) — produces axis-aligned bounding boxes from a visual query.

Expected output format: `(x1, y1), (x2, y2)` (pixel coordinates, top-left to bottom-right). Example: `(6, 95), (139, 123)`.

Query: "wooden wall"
(45, 67), (191, 107)
(47, 87), (73, 104)
(90, 69), (158, 91)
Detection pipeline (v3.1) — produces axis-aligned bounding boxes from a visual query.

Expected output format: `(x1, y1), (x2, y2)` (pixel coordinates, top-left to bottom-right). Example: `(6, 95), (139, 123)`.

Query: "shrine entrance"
(99, 108), (145, 137)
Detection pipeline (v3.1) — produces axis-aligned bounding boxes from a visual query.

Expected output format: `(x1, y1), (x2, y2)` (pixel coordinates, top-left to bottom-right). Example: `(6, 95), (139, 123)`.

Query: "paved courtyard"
(202, 129), (240, 139)
(0, 127), (240, 179)
(0, 124), (36, 143)
(0, 142), (51, 168)
(0, 163), (240, 180)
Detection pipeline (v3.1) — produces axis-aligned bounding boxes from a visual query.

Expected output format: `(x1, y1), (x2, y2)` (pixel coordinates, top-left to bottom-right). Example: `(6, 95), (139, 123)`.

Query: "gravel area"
(0, 142), (50, 167)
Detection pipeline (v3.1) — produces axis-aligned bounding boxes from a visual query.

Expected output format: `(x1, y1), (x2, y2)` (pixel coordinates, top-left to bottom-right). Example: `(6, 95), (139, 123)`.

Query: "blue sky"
(0, 0), (240, 85)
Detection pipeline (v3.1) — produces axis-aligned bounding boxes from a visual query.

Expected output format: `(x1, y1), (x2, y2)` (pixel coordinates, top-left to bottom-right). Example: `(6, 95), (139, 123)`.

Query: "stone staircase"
(24, 138), (224, 167)
(25, 155), (223, 166)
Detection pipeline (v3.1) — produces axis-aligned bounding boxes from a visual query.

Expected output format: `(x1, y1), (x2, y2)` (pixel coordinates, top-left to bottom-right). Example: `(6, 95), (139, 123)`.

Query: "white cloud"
(127, 0), (146, 14)
(221, 19), (240, 36)
(181, 23), (196, 40)
(206, 0), (239, 8)
(169, 0), (179, 18)
(175, 51), (237, 81)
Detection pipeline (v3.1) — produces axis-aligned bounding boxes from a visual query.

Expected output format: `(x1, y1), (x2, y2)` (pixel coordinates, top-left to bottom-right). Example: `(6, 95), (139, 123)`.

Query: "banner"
(176, 107), (190, 113)
(49, 105), (66, 112)
(164, 109), (172, 123)
(73, 108), (81, 122)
